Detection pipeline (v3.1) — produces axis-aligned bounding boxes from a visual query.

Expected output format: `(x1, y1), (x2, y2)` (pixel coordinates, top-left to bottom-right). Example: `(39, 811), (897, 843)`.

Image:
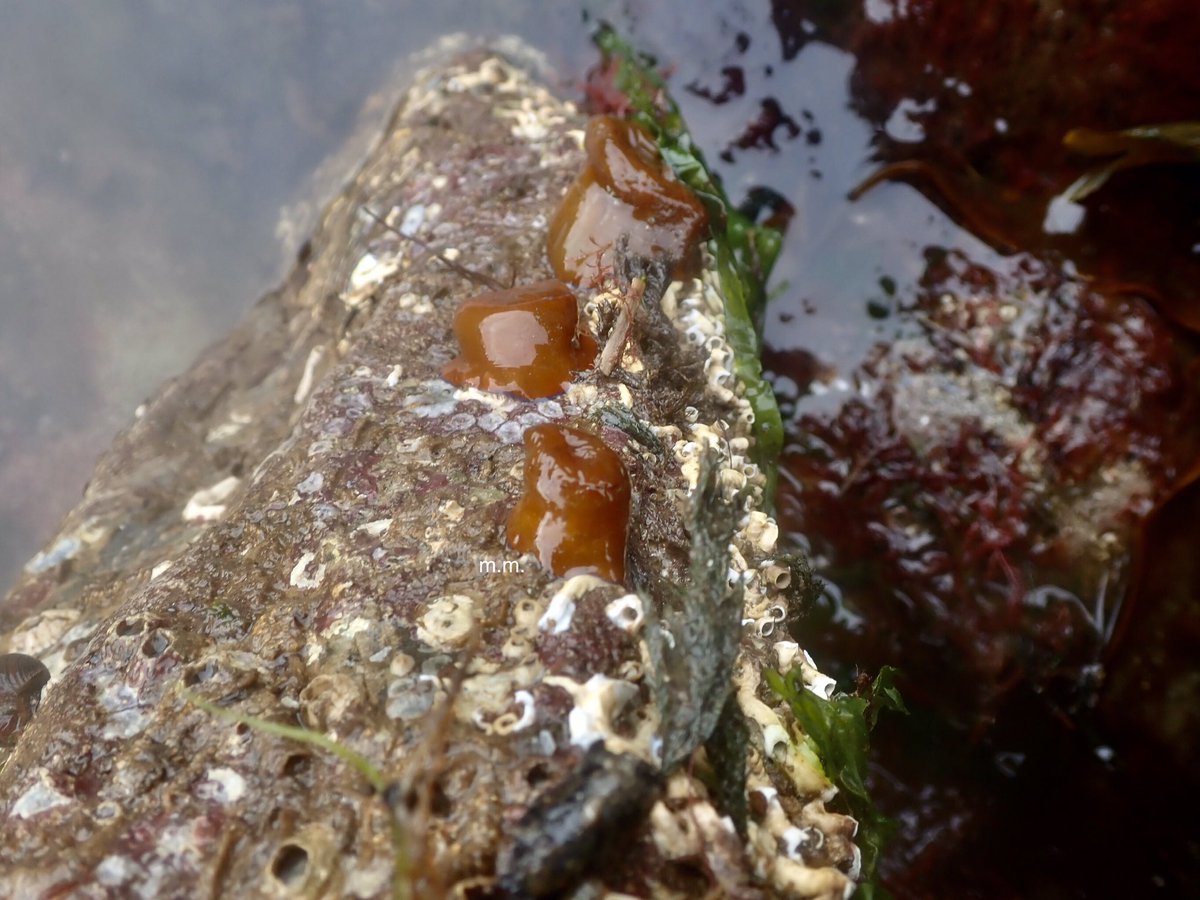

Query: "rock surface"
(0, 41), (856, 898)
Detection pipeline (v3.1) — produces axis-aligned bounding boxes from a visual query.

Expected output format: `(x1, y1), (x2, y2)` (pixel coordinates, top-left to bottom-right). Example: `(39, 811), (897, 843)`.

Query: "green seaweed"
(594, 25), (785, 501)
(208, 601), (236, 622)
(182, 689), (389, 790)
(765, 666), (907, 898)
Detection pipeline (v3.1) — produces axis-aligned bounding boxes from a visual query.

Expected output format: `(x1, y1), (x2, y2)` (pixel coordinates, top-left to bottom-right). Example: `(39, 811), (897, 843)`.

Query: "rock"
(0, 39), (856, 898)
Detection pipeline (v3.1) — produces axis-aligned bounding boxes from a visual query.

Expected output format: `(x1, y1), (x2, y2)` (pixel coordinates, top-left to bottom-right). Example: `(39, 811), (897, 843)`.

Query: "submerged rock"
(0, 39), (857, 898)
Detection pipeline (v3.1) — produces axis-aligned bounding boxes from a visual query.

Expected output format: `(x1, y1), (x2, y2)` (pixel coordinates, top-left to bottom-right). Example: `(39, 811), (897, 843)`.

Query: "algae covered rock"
(0, 39), (858, 898)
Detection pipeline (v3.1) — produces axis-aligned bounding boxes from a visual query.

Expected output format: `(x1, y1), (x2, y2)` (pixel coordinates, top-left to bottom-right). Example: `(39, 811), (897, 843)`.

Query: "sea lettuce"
(765, 666), (907, 898)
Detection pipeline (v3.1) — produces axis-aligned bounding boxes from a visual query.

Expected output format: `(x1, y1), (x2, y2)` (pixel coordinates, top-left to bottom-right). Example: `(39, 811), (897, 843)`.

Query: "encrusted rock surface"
(0, 40), (857, 898)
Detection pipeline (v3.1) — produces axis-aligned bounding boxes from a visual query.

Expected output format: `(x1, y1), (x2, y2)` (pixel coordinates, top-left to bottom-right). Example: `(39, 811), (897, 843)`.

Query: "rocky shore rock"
(0, 41), (857, 899)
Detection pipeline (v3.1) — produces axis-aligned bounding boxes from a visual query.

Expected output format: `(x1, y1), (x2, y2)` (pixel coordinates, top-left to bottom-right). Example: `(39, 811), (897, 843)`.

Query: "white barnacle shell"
(346, 251), (399, 297)
(544, 673), (638, 751)
(760, 562), (791, 591)
(650, 799), (702, 859)
(605, 594), (644, 633)
(709, 383), (737, 404)
(719, 467), (747, 497)
(802, 665), (838, 701)
(265, 823), (338, 896)
(737, 674), (830, 799)
(512, 596), (544, 630)
(289, 552), (326, 590)
(198, 767), (246, 805)
(538, 574), (607, 634)
(501, 633), (535, 660)
(182, 475), (241, 523)
(744, 511), (780, 555)
(773, 641), (802, 673)
(616, 659), (644, 682)
(416, 594), (476, 649)
(490, 690), (536, 735)
(389, 653), (415, 678)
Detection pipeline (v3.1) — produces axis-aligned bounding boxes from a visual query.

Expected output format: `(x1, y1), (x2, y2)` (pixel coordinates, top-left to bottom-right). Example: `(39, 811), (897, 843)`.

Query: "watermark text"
(477, 558), (523, 575)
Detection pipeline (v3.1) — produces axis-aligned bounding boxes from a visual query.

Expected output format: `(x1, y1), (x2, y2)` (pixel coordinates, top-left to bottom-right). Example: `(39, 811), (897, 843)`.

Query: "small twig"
(599, 276), (645, 376)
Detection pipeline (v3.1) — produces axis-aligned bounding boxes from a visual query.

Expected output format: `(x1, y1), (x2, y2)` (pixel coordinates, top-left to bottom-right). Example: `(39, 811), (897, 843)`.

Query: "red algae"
(777, 250), (1200, 724)
(669, 2), (1200, 895)
(774, 248), (1200, 895)
(442, 279), (596, 399)
(548, 116), (708, 287)
(507, 423), (630, 583)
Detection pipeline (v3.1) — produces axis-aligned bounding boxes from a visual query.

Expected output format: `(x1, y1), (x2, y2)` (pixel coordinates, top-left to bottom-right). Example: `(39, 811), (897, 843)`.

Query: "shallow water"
(3, 1), (1198, 895)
